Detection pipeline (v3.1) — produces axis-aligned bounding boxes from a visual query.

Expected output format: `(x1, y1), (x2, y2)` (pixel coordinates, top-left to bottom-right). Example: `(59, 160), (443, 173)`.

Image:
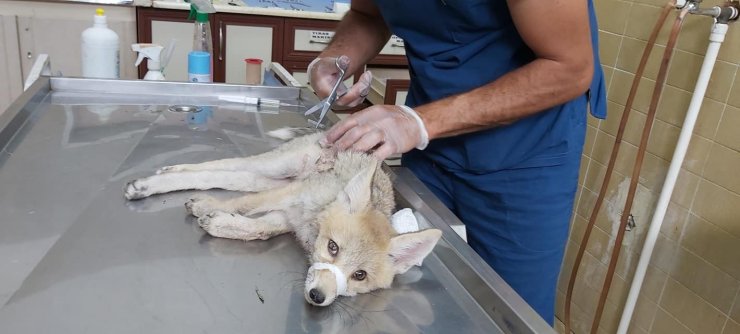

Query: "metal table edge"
(49, 77), (305, 100)
(0, 77), (51, 152)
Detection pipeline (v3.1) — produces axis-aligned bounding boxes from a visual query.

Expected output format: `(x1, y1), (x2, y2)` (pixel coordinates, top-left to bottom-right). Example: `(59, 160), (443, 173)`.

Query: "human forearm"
(417, 56), (593, 139)
(319, 2), (391, 75)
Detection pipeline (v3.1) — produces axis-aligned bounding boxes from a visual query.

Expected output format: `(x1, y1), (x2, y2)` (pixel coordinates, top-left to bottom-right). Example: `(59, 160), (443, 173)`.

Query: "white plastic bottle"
(81, 8), (120, 79)
(132, 44), (165, 81)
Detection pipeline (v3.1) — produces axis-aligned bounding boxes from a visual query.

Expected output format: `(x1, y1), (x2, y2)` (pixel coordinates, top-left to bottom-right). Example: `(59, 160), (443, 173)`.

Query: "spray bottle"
(187, 0), (216, 83)
(81, 8), (119, 79)
(132, 41), (175, 81)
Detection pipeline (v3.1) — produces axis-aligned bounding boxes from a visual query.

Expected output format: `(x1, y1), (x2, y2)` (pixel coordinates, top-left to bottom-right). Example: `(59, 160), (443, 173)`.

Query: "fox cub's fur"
(124, 128), (442, 306)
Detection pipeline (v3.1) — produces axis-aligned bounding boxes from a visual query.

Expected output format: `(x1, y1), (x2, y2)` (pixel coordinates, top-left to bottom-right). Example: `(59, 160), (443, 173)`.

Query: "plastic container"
(188, 1), (214, 82)
(81, 8), (120, 79)
(188, 51), (211, 83)
(192, 12), (212, 54)
(245, 58), (263, 85)
(132, 44), (165, 81)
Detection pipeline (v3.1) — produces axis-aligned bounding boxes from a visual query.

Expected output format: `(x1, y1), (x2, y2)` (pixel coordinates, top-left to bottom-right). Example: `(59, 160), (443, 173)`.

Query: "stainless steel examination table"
(0, 75), (556, 333)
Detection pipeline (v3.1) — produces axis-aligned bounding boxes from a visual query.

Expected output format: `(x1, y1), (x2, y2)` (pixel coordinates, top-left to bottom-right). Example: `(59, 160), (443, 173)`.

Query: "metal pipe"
(675, 0), (693, 9)
(685, 1), (738, 21)
(717, 1), (739, 23)
(689, 6), (721, 17)
(616, 21), (730, 334)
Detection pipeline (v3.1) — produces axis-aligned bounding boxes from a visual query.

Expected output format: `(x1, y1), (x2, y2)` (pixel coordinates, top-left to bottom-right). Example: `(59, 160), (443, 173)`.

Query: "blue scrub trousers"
(402, 123), (585, 324)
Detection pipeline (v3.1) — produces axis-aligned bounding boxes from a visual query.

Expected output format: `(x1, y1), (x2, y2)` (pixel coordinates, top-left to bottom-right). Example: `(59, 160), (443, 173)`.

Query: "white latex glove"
(307, 55), (373, 108)
(321, 104), (429, 160)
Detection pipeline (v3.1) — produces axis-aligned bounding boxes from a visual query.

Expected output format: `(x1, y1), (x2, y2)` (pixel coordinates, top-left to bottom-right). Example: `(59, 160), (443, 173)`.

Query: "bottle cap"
(194, 12), (209, 22)
(188, 51), (211, 75)
(245, 58), (263, 65)
(189, 5), (210, 22)
(94, 7), (107, 25)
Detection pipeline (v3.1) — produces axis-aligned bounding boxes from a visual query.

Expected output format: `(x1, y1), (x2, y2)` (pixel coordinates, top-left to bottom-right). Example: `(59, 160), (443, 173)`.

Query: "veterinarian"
(308, 0), (606, 324)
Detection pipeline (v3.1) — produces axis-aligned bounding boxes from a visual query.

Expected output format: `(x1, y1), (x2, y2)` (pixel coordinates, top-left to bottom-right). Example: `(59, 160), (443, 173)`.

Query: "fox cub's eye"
(328, 239), (339, 256)
(352, 270), (367, 281)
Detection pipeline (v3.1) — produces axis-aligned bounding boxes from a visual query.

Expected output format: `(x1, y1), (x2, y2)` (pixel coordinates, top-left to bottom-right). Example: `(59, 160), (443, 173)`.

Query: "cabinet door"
(0, 14), (22, 115)
(383, 79), (410, 105)
(370, 34), (407, 66)
(283, 18), (337, 63)
(137, 8), (197, 82)
(284, 18), (406, 67)
(214, 13), (283, 85)
(378, 35), (406, 56)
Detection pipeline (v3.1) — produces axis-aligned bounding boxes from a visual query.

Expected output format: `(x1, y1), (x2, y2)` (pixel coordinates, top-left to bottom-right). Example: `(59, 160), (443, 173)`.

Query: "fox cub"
(124, 128), (442, 306)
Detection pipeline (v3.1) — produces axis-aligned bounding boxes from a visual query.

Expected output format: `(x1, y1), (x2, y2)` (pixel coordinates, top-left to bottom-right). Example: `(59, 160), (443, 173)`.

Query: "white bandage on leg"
(307, 262), (348, 296)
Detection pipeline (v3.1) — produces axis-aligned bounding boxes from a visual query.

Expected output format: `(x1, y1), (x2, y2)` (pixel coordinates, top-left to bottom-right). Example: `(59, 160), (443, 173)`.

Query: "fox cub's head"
(304, 164), (442, 306)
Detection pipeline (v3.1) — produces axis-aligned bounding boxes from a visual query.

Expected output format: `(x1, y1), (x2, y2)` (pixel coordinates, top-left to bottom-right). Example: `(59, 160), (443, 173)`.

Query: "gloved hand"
(308, 55), (373, 109)
(320, 104), (429, 161)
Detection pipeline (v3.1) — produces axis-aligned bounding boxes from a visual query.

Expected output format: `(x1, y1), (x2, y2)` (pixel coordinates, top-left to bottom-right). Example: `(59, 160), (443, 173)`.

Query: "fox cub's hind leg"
(124, 170), (288, 200)
(198, 211), (291, 241)
(125, 140), (324, 200)
(156, 134), (323, 179)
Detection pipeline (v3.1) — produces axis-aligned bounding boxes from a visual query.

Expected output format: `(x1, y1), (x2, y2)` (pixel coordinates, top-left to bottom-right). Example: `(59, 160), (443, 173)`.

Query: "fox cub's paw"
(124, 179), (149, 200)
(185, 196), (220, 217)
(197, 211), (240, 239)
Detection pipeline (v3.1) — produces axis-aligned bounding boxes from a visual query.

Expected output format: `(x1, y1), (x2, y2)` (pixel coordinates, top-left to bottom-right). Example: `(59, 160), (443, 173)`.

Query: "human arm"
(309, 0), (391, 106)
(324, 0), (595, 158)
(417, 0), (595, 138)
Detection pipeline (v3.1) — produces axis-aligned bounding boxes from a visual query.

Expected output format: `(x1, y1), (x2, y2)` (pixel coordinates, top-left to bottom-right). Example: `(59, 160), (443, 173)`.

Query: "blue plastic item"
(187, 51), (211, 82)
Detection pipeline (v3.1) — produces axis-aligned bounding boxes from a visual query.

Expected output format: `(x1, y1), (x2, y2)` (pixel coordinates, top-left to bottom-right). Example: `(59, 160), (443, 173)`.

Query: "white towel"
(392, 208), (467, 242)
(391, 208), (419, 234)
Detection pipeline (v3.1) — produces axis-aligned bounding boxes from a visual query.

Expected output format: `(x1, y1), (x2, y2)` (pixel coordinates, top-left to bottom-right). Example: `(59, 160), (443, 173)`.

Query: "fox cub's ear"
(337, 164), (377, 214)
(389, 229), (443, 275)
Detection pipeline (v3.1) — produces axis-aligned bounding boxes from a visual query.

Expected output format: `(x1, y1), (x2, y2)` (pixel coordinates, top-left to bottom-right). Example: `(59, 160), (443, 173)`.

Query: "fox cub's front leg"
(198, 211), (291, 241)
(184, 183), (301, 217)
(184, 196), (231, 217)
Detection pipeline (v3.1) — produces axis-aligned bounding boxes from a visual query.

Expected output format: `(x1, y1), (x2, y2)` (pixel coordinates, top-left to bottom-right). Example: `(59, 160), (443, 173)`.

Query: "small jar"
(245, 58), (263, 85)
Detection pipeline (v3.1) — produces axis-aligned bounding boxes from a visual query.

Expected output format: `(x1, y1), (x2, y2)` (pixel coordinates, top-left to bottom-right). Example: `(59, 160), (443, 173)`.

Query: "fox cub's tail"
(267, 127), (322, 141)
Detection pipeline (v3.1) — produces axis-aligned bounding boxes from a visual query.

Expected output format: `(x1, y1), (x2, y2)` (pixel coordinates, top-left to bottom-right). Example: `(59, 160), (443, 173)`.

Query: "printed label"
(309, 30), (334, 44)
(188, 73), (211, 83)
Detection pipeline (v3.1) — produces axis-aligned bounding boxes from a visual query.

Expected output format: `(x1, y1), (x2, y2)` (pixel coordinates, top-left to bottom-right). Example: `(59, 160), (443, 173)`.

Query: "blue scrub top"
(373, 0), (607, 173)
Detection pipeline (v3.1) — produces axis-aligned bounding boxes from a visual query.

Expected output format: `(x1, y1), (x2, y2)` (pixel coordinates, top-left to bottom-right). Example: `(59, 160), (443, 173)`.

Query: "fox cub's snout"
(302, 163), (442, 306)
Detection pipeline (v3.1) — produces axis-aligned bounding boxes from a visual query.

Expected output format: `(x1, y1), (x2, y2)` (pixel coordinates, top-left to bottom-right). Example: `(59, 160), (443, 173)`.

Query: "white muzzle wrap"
(307, 262), (348, 296)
